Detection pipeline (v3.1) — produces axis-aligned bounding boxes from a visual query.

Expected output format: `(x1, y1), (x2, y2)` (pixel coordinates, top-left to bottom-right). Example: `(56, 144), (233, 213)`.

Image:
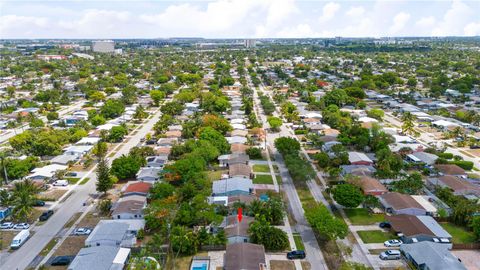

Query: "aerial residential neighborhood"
(1, 1), (480, 270)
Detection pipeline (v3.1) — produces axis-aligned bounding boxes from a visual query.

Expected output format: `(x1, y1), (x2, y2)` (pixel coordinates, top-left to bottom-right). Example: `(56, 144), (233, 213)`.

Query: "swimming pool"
(191, 260), (209, 270)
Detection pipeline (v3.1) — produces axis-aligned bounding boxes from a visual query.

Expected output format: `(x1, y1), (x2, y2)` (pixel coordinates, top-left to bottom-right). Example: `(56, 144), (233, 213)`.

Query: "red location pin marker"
(237, 207), (243, 222)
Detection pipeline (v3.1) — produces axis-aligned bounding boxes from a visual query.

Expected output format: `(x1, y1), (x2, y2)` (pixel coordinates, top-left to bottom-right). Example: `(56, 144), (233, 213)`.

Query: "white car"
(13, 223), (30, 230)
(384, 239), (403, 247)
(73, 227), (92, 235)
(0, 222), (14, 229)
(53, 180), (68, 186)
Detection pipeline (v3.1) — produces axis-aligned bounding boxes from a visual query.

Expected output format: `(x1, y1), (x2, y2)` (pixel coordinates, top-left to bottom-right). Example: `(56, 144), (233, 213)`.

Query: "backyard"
(441, 222), (477, 244)
(344, 208), (385, 225)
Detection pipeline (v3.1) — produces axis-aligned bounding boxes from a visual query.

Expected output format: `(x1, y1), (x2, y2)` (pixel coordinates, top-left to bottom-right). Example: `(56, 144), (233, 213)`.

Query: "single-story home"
(433, 164), (467, 177)
(212, 177), (253, 197)
(136, 167), (162, 182)
(400, 241), (466, 270)
(111, 195), (146, 219)
(68, 246), (130, 270)
(224, 243), (266, 270)
(218, 153), (249, 167)
(85, 219), (145, 248)
(63, 145), (94, 157)
(427, 175), (480, 197)
(358, 176), (388, 196)
(348, 152), (374, 166)
(122, 181), (152, 197)
(379, 192), (428, 216)
(231, 144), (249, 154)
(230, 129), (248, 137)
(223, 215), (254, 244)
(27, 164), (68, 180)
(76, 137), (101, 145)
(341, 165), (376, 176)
(387, 214), (452, 244)
(157, 138), (177, 147)
(229, 164), (252, 179)
(226, 136), (248, 145)
(406, 151), (438, 166)
(146, 155), (168, 168)
(50, 154), (79, 165)
(164, 130), (182, 139)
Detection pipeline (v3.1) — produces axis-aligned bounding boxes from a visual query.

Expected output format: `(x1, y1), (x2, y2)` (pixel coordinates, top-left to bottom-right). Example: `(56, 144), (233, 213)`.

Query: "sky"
(0, 0), (479, 39)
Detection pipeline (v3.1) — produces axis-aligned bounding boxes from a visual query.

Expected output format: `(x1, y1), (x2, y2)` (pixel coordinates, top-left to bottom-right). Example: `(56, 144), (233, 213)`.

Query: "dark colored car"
(379, 222), (391, 228)
(33, 200), (45, 207)
(50, 256), (71, 266)
(39, 210), (54, 221)
(287, 250), (306, 260)
(146, 139), (157, 145)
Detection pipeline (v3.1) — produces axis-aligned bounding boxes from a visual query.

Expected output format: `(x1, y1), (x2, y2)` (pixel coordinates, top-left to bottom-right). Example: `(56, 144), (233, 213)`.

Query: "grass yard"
(65, 177), (80, 184)
(344, 208), (385, 225)
(276, 174), (283, 184)
(357, 230), (395, 244)
(77, 213), (103, 228)
(53, 236), (87, 256)
(207, 170), (227, 182)
(253, 164), (271, 173)
(441, 222), (477, 244)
(166, 251), (207, 270)
(270, 260), (295, 270)
(79, 177), (90, 185)
(293, 233), (305, 251)
(40, 237), (59, 256)
(0, 231), (17, 250)
(253, 174), (274, 184)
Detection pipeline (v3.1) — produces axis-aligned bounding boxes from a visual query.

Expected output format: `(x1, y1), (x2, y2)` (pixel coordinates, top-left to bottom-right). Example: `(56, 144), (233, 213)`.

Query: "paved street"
(0, 108), (162, 270)
(251, 81), (328, 270)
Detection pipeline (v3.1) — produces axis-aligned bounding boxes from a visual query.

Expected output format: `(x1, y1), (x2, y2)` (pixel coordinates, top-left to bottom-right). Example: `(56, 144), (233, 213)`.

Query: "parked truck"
(10, 229), (30, 250)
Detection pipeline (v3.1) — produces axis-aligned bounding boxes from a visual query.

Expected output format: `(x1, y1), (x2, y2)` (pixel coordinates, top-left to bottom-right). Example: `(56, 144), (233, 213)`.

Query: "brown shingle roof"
(380, 192), (424, 210)
(225, 243), (266, 270)
(224, 215), (254, 238)
(359, 176), (388, 194)
(434, 164), (466, 175)
(124, 181), (152, 194)
(229, 164), (251, 178)
(386, 214), (433, 237)
(438, 175), (480, 193)
(111, 200), (145, 216)
(231, 144), (249, 153)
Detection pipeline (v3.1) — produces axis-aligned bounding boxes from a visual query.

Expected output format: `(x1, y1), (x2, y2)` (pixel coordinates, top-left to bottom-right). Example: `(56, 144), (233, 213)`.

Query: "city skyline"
(1, 0), (480, 39)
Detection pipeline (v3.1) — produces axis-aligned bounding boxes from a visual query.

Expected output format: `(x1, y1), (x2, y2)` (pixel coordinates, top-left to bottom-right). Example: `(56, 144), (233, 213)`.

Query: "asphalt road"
(0, 108), (162, 270)
(251, 82), (329, 270)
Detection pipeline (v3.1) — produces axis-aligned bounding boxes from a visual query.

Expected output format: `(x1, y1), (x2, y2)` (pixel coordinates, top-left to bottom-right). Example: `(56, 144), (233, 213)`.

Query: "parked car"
(53, 180), (68, 186)
(0, 222), (14, 229)
(10, 229), (30, 249)
(33, 200), (46, 207)
(39, 210), (54, 221)
(65, 172), (78, 177)
(50, 256), (71, 266)
(73, 227), (92, 235)
(13, 223), (30, 230)
(379, 222), (391, 228)
(379, 250), (401, 260)
(287, 250), (306, 260)
(384, 239), (403, 247)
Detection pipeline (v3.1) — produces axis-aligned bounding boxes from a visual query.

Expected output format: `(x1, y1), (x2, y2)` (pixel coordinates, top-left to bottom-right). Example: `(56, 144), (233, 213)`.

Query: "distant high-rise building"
(244, 39), (256, 48)
(92, 40), (115, 53)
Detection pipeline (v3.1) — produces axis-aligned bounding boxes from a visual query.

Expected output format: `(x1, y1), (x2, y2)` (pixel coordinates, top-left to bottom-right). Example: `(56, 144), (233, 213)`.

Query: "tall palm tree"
(12, 180), (38, 221)
(401, 112), (417, 136)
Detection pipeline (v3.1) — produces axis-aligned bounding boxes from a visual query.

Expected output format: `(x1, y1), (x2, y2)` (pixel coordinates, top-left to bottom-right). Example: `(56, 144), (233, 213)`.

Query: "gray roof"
(212, 177), (253, 195)
(86, 222), (130, 245)
(136, 167), (161, 180)
(400, 242), (466, 270)
(417, 216), (451, 238)
(410, 151), (438, 165)
(68, 246), (129, 270)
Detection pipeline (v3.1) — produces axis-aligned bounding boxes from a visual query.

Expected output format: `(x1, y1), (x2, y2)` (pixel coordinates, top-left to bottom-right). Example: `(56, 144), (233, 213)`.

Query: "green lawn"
(207, 170), (226, 181)
(276, 174), (283, 184)
(292, 233), (305, 251)
(79, 177), (90, 185)
(344, 208), (385, 225)
(441, 222), (477, 244)
(65, 177), (80, 184)
(253, 174), (274, 184)
(253, 164), (271, 173)
(357, 230), (394, 243)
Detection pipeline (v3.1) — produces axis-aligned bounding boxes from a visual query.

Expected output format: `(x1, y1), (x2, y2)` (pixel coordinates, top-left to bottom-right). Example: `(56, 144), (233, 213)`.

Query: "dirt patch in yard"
(52, 236), (87, 257)
(77, 213), (103, 228)
(270, 260), (295, 270)
(38, 189), (68, 201)
(0, 231), (17, 250)
(301, 261), (311, 270)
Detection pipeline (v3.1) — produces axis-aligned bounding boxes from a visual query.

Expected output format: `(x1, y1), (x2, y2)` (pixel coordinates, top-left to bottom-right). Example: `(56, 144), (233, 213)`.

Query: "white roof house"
(75, 137), (101, 145)
(226, 136), (248, 145)
(231, 124), (247, 130)
(28, 164), (68, 180)
(432, 120), (459, 129)
(63, 145), (94, 156)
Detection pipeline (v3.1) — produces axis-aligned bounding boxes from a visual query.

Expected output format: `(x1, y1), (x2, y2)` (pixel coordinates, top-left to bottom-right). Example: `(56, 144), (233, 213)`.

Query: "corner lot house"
(400, 241), (466, 270)
(224, 243), (266, 270)
(379, 192), (428, 216)
(68, 246), (130, 270)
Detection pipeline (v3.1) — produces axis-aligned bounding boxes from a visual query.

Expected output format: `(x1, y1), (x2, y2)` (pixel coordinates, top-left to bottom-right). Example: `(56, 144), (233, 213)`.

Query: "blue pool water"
(192, 264), (208, 270)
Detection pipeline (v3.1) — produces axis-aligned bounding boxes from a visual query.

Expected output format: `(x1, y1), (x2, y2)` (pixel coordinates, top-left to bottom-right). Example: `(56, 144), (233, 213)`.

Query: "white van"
(10, 229), (30, 249)
(379, 250), (401, 260)
(53, 180), (68, 186)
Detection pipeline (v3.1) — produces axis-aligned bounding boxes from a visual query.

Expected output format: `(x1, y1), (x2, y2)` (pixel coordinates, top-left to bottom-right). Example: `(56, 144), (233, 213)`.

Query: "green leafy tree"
(305, 204), (348, 240)
(150, 90), (165, 106)
(12, 180), (39, 221)
(401, 112), (418, 137)
(267, 116), (282, 131)
(96, 157), (114, 195)
(133, 105), (148, 121)
(111, 154), (144, 180)
(171, 226), (199, 255)
(90, 114), (106, 126)
(101, 99), (125, 119)
(248, 216), (289, 251)
(199, 127), (229, 154)
(332, 184), (365, 208)
(108, 125), (128, 142)
(274, 137), (300, 156)
(367, 108), (384, 121)
(392, 172), (424, 194)
(46, 111), (59, 121)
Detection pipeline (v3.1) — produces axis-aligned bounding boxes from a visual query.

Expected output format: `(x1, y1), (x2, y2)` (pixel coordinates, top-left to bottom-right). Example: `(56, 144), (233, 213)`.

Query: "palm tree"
(401, 112), (418, 136)
(12, 180), (38, 221)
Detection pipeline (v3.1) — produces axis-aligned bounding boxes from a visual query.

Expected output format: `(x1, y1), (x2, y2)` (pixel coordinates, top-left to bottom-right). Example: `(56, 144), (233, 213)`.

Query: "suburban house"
(157, 138), (177, 147)
(348, 152), (374, 166)
(406, 151), (439, 166)
(358, 176), (388, 196)
(111, 195), (146, 219)
(433, 164), (467, 177)
(400, 241), (466, 270)
(122, 181), (152, 197)
(212, 177), (253, 197)
(427, 175), (480, 197)
(85, 219), (145, 247)
(229, 164), (252, 179)
(63, 145), (94, 157)
(341, 165), (377, 176)
(146, 155), (168, 168)
(226, 136), (248, 145)
(218, 153), (249, 167)
(68, 246), (130, 270)
(224, 243), (266, 270)
(379, 192), (428, 216)
(27, 164), (68, 180)
(386, 214), (452, 244)
(164, 130), (182, 139)
(230, 129), (248, 137)
(223, 215), (254, 244)
(231, 144), (249, 154)
(136, 167), (162, 182)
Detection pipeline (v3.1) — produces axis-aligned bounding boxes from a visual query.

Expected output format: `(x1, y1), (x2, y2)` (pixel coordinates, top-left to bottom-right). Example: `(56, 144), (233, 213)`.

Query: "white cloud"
(276, 24), (318, 38)
(432, 0), (474, 36)
(464, 22), (480, 36)
(416, 16), (436, 28)
(58, 9), (131, 38)
(389, 12), (410, 34)
(319, 2), (340, 23)
(345, 6), (365, 18)
(0, 15), (49, 37)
